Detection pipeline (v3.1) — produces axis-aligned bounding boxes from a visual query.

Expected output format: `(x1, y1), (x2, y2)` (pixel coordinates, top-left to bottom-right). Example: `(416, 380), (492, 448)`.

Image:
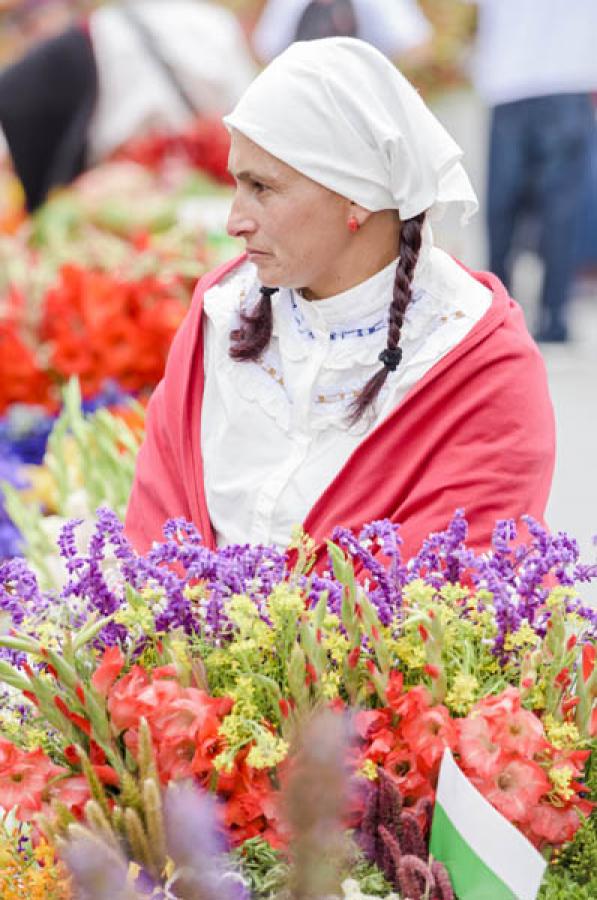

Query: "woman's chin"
(252, 257), (279, 286)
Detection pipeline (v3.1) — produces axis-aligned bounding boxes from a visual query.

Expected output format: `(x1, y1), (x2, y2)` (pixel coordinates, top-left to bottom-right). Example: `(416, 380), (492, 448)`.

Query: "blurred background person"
(0, 0), (257, 211)
(9, 0), (81, 46)
(252, 0), (433, 66)
(467, 0), (597, 343)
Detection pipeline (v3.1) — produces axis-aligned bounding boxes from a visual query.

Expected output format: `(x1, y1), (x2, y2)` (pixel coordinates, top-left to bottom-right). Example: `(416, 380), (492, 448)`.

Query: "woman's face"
(227, 130), (355, 299)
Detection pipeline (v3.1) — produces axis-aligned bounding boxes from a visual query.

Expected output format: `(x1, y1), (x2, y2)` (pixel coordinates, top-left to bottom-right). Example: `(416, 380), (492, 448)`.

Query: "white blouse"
(201, 239), (492, 549)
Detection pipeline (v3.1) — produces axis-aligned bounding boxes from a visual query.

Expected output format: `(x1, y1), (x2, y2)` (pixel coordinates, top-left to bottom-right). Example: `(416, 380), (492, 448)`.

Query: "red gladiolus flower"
(48, 774), (91, 821)
(305, 662), (318, 685)
(383, 748), (435, 805)
(53, 696), (91, 736)
(385, 670), (404, 710)
(354, 708), (392, 741)
(92, 765), (120, 787)
(582, 643), (596, 682)
(92, 645), (125, 696)
(107, 665), (151, 732)
(348, 646), (361, 669)
(401, 705), (458, 773)
(424, 664), (441, 680)
(387, 684), (431, 720)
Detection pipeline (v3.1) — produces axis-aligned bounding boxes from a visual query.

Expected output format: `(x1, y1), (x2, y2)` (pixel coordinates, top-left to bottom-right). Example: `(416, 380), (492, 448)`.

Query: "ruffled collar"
(289, 255), (397, 336)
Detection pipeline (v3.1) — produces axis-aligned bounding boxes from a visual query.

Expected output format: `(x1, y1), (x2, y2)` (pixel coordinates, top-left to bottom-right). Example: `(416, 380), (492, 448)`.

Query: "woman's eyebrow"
(228, 167), (281, 186)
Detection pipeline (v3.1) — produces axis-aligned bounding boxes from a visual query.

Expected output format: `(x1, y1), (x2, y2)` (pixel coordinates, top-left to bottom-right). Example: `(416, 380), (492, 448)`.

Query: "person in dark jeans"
(487, 96), (594, 343)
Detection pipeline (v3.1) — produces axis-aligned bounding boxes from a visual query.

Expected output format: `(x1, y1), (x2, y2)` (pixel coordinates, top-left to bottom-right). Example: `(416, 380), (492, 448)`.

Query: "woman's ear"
(347, 201), (373, 229)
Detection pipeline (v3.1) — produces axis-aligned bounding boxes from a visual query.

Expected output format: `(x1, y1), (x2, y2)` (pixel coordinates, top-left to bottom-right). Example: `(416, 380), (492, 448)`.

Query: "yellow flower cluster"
(115, 602), (155, 634)
(548, 764), (576, 802)
(267, 584), (305, 630)
(247, 729), (289, 769)
(214, 676), (288, 771)
(323, 626), (350, 665)
(445, 673), (479, 715)
(543, 714), (581, 750)
(504, 622), (540, 651)
(321, 669), (342, 700)
(393, 635), (426, 670)
(358, 759), (378, 781)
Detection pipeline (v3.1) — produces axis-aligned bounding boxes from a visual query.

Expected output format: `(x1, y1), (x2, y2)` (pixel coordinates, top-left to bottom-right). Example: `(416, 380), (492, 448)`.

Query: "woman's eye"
(252, 180), (268, 194)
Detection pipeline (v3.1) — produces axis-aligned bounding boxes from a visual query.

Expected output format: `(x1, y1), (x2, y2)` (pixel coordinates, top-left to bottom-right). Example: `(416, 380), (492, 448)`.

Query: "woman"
(125, 38), (555, 562)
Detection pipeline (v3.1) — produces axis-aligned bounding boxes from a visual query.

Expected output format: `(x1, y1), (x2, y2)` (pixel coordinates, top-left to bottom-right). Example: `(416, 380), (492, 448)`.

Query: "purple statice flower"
(408, 509), (475, 589)
(19, 505), (597, 661)
(0, 556), (47, 625)
(303, 573), (344, 617)
(471, 515), (597, 655)
(0, 555), (50, 665)
(331, 524), (397, 624)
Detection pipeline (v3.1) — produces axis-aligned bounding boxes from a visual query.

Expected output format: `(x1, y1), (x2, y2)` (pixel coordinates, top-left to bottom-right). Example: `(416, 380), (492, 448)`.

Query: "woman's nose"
(227, 195), (256, 238)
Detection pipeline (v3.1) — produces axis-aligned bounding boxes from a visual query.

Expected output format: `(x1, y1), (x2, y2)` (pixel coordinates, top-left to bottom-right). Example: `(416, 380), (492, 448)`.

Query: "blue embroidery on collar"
(290, 293), (386, 341)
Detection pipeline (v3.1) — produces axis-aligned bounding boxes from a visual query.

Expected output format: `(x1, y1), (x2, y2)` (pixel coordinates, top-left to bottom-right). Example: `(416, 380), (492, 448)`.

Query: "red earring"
(348, 216), (360, 233)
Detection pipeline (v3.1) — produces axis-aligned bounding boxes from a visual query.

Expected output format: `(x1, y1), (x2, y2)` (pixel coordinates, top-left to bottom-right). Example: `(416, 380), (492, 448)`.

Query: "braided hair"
(347, 211), (426, 424)
(229, 211), (426, 422)
(229, 286), (278, 360)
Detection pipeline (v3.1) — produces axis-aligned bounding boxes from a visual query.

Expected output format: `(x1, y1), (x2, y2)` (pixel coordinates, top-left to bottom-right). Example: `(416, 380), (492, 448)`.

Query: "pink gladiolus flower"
(472, 758), (550, 825)
(458, 715), (502, 778)
(491, 707), (547, 758)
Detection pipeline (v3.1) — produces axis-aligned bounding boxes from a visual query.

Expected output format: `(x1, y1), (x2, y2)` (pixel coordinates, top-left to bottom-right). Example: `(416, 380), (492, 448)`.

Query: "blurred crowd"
(0, 0), (596, 342)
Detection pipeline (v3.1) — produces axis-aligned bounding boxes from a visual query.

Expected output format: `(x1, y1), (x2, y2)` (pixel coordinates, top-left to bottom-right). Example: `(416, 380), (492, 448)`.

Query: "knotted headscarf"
(224, 37), (477, 223)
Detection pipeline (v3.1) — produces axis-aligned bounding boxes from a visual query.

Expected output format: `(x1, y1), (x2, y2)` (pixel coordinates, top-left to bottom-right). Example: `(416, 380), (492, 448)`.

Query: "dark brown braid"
(348, 211), (426, 425)
(229, 286), (279, 360)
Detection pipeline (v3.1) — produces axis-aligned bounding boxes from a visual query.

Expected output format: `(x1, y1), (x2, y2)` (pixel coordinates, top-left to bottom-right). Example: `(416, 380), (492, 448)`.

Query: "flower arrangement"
(0, 508), (594, 897)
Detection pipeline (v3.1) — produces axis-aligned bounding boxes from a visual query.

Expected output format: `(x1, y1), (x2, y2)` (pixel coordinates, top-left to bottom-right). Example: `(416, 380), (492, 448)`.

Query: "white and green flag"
(430, 749), (547, 900)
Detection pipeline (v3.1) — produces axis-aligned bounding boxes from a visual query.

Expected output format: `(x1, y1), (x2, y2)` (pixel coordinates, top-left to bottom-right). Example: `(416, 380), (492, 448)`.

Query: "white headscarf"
(224, 37), (477, 223)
